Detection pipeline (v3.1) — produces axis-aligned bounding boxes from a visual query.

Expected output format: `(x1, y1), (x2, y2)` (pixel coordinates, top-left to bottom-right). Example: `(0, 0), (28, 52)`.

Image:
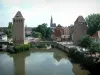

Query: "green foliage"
(69, 47), (85, 62)
(24, 44), (30, 50)
(8, 22), (13, 29)
(35, 23), (47, 37)
(79, 35), (93, 48)
(86, 14), (100, 35)
(46, 27), (52, 38)
(68, 47), (99, 74)
(89, 42), (100, 53)
(32, 23), (52, 39)
(32, 31), (42, 38)
(80, 35), (100, 53)
(7, 29), (12, 38)
(4, 22), (13, 38)
(25, 34), (31, 37)
(15, 44), (30, 53)
(69, 47), (95, 66)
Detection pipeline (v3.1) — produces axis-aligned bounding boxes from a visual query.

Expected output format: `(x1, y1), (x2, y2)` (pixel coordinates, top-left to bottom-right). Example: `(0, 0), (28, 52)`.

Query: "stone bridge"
(30, 41), (57, 46)
(30, 41), (70, 52)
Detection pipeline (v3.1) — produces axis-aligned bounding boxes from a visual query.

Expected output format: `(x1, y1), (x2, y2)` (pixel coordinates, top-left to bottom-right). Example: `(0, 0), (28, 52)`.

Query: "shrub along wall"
(79, 35), (100, 54)
(68, 47), (100, 75)
(14, 44), (30, 53)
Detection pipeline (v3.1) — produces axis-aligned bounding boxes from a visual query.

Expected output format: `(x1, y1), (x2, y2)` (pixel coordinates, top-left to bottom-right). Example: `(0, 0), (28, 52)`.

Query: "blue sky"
(0, 0), (100, 27)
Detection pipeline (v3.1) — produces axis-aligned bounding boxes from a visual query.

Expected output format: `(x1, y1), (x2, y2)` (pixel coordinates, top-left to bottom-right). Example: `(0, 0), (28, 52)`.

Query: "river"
(0, 48), (89, 75)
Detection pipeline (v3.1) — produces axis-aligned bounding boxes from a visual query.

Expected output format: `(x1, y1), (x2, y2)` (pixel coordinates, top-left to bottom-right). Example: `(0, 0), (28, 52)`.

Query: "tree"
(32, 23), (53, 40)
(86, 14), (100, 35)
(35, 23), (47, 38)
(32, 31), (42, 38)
(8, 22), (13, 29)
(79, 35), (93, 48)
(46, 27), (52, 38)
(36, 23), (47, 38)
(89, 42), (100, 53)
(4, 22), (13, 38)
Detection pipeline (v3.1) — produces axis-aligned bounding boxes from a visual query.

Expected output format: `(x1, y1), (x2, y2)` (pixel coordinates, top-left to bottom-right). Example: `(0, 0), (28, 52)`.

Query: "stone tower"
(13, 11), (25, 44)
(73, 16), (87, 44)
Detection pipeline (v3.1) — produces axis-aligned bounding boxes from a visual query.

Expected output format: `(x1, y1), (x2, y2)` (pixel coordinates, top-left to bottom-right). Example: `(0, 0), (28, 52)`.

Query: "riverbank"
(55, 42), (100, 75)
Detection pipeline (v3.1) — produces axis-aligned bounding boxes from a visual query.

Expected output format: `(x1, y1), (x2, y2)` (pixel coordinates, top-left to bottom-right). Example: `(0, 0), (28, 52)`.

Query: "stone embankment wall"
(52, 42), (69, 52)
(30, 41), (70, 52)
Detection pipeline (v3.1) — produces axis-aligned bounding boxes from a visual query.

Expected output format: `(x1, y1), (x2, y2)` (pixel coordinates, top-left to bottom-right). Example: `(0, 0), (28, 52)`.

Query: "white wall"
(2, 35), (7, 41)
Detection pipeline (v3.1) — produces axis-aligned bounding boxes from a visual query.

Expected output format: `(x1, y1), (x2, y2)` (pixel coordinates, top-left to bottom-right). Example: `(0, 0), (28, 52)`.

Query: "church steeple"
(50, 15), (56, 28)
(50, 15), (53, 27)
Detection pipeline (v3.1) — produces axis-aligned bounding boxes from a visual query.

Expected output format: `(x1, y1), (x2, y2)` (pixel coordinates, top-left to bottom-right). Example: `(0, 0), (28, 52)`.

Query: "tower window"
(13, 20), (15, 22)
(16, 15), (19, 17)
(16, 20), (18, 22)
(79, 22), (83, 25)
(21, 19), (23, 22)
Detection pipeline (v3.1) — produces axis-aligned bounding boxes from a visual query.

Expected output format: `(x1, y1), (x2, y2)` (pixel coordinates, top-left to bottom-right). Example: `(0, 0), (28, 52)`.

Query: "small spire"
(50, 15), (53, 27)
(51, 15), (52, 19)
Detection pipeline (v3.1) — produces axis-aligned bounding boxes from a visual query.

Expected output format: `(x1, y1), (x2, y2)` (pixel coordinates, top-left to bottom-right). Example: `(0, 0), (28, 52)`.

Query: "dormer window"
(79, 22), (83, 24)
(16, 15), (19, 17)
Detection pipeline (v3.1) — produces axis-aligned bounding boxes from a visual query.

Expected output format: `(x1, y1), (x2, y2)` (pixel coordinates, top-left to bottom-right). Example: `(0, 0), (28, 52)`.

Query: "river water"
(0, 48), (89, 75)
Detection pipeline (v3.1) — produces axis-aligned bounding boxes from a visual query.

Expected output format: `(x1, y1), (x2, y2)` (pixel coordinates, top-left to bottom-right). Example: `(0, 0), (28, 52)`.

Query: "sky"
(0, 0), (100, 27)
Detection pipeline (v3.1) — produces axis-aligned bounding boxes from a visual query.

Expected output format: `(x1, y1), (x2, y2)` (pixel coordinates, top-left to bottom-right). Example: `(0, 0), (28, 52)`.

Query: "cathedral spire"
(50, 15), (53, 27)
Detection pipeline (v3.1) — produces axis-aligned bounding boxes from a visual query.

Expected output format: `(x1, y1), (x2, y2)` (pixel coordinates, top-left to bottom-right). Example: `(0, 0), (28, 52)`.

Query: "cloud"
(1, 0), (46, 7)
(0, 0), (100, 27)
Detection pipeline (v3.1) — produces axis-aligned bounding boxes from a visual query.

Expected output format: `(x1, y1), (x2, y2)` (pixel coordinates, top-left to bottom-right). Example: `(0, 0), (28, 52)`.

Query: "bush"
(68, 47), (100, 74)
(23, 44), (30, 51)
(79, 35), (93, 48)
(15, 44), (30, 53)
(89, 42), (100, 53)
(69, 47), (85, 62)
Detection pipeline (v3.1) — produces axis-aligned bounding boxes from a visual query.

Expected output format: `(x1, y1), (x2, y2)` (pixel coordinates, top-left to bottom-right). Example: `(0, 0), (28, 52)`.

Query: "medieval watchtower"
(13, 11), (25, 44)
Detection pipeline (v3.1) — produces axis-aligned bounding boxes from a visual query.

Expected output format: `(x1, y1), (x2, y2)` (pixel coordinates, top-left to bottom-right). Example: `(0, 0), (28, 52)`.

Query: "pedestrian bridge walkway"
(30, 41), (56, 45)
(0, 40), (9, 44)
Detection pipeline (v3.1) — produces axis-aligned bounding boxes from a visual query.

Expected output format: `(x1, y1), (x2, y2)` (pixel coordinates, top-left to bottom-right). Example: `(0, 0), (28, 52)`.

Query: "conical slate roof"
(75, 16), (86, 22)
(14, 11), (24, 18)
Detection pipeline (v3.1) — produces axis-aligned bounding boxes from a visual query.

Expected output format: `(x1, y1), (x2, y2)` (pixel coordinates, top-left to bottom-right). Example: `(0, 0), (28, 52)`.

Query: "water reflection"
(25, 52), (74, 75)
(10, 52), (30, 75)
(0, 53), (14, 75)
(72, 64), (89, 75)
(0, 49), (89, 75)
